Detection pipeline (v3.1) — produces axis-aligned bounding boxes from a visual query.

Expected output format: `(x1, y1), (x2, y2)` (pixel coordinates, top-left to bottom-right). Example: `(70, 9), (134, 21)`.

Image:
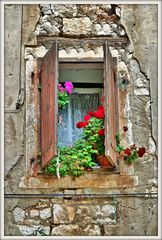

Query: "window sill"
(20, 173), (138, 189)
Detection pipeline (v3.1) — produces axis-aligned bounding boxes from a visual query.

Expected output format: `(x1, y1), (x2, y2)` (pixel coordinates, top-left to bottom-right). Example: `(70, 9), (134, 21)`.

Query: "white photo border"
(0, 1), (161, 240)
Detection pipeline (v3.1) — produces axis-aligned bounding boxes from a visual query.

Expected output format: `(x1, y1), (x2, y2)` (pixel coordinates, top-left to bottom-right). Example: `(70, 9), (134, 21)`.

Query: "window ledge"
(20, 174), (138, 189)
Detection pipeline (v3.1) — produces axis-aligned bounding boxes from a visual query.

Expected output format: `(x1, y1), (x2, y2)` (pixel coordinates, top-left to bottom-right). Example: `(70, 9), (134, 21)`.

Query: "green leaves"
(116, 144), (125, 153)
(58, 91), (69, 109)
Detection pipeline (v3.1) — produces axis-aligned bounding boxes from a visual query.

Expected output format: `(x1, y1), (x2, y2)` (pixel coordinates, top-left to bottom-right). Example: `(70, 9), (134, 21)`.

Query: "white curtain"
(58, 92), (99, 147)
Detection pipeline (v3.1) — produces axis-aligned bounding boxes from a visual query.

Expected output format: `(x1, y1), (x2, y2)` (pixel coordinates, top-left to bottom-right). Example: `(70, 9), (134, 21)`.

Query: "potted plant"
(76, 104), (113, 168)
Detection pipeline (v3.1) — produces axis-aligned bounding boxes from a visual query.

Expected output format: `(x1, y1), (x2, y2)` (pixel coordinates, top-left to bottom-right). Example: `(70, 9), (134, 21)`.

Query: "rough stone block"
(17, 225), (50, 236)
(63, 17), (92, 36)
(51, 224), (100, 236)
(30, 209), (39, 217)
(51, 224), (81, 236)
(75, 204), (116, 225)
(39, 208), (52, 219)
(13, 207), (25, 223)
(53, 204), (70, 223)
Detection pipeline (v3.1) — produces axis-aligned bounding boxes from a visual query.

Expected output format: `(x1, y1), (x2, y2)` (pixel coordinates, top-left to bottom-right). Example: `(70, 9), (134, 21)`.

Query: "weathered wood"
(104, 42), (118, 167)
(39, 41), (58, 167)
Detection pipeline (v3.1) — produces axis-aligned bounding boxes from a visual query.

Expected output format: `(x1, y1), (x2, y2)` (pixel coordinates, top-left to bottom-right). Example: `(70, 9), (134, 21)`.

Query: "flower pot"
(96, 155), (113, 168)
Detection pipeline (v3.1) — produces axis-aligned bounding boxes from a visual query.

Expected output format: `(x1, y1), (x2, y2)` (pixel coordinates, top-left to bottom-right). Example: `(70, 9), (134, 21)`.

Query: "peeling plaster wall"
(4, 4), (158, 237)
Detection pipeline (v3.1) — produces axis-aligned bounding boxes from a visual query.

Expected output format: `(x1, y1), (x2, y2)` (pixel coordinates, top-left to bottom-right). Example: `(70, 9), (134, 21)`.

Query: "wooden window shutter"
(104, 42), (118, 167)
(39, 41), (58, 168)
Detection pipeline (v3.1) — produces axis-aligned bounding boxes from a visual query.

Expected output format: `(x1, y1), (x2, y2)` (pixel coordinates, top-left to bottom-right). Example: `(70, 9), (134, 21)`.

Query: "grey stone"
(103, 24), (111, 35)
(17, 225), (50, 236)
(40, 208), (52, 219)
(83, 224), (100, 236)
(42, 22), (60, 35)
(134, 88), (149, 96)
(41, 4), (52, 15)
(63, 17), (92, 36)
(75, 205), (116, 224)
(51, 4), (78, 17)
(53, 204), (69, 223)
(13, 207), (25, 223)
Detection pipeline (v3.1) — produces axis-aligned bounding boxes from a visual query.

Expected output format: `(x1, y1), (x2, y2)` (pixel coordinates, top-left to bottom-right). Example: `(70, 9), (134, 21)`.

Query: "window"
(58, 62), (104, 148)
(38, 41), (118, 169)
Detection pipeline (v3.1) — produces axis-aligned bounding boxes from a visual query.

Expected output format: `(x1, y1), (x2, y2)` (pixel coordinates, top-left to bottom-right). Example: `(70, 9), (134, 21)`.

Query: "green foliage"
(45, 108), (105, 177)
(45, 139), (97, 177)
(123, 150), (138, 164)
(83, 117), (105, 155)
(58, 91), (69, 109)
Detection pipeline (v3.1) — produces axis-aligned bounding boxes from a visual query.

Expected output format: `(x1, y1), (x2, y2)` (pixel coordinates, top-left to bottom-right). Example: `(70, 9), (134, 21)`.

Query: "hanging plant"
(116, 126), (146, 164)
(58, 81), (74, 109)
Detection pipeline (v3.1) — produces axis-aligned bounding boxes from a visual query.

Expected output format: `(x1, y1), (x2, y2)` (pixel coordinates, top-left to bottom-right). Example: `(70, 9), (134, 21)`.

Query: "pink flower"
(64, 81), (73, 94)
(84, 115), (91, 121)
(58, 83), (65, 93)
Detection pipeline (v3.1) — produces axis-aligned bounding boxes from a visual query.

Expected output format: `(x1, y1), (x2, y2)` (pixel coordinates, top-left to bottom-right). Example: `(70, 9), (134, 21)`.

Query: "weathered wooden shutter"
(104, 42), (118, 167)
(39, 41), (58, 167)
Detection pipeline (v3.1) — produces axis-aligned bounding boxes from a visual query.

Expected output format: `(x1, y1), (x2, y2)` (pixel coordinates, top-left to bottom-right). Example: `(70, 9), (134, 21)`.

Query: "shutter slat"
(39, 41), (58, 167)
(104, 42), (118, 167)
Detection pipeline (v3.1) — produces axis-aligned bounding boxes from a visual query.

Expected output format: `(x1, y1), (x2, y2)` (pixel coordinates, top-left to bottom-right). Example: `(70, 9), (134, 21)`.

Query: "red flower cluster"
(76, 121), (89, 129)
(124, 146), (146, 158)
(76, 105), (104, 129)
(137, 147), (146, 157)
(124, 148), (131, 156)
(98, 129), (104, 136)
(88, 106), (104, 119)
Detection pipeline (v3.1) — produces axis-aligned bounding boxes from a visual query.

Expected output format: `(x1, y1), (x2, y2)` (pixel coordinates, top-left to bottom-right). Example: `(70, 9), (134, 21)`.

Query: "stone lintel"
(20, 174), (138, 189)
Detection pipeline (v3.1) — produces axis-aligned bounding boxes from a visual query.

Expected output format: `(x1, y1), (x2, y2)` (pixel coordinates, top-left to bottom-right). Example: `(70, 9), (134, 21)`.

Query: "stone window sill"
(20, 173), (138, 189)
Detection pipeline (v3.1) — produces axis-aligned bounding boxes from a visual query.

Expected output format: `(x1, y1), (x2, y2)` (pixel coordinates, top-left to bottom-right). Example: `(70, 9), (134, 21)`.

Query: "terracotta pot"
(96, 155), (113, 168)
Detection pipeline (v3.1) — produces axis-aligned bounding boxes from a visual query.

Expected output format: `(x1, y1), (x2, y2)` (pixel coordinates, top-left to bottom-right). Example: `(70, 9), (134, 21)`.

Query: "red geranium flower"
(88, 111), (96, 117)
(94, 109), (104, 119)
(97, 105), (104, 111)
(76, 122), (84, 129)
(124, 148), (131, 156)
(123, 126), (128, 132)
(84, 115), (91, 121)
(98, 129), (104, 136)
(82, 121), (89, 127)
(137, 147), (146, 158)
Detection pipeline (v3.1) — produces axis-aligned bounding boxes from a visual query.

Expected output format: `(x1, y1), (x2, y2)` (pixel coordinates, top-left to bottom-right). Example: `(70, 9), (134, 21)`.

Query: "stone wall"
(4, 4), (158, 237)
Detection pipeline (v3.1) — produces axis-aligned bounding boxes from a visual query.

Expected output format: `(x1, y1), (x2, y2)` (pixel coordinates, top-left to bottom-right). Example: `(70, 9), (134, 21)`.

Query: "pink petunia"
(64, 81), (74, 94)
(58, 83), (65, 93)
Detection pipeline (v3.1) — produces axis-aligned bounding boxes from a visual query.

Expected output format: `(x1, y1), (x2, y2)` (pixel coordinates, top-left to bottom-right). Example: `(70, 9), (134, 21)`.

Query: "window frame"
(38, 41), (119, 171)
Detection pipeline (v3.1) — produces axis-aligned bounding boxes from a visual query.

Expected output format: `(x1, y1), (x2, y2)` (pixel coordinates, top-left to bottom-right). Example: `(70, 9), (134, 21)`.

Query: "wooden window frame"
(37, 41), (118, 170)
